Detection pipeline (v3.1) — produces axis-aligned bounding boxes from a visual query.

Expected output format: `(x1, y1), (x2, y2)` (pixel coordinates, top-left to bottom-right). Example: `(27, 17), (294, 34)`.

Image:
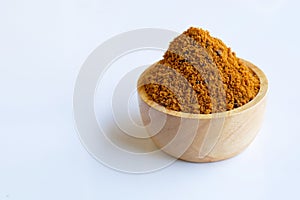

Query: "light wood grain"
(137, 59), (268, 162)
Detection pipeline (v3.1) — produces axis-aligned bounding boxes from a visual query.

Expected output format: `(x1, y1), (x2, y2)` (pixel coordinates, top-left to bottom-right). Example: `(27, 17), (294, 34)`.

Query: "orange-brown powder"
(139, 27), (260, 114)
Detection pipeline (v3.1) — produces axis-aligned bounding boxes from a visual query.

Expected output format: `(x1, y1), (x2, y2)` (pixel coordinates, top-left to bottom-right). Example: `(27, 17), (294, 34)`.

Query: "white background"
(1, 0), (300, 199)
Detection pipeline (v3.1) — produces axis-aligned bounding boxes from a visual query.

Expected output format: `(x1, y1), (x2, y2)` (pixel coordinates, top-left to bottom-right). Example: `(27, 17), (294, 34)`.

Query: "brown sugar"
(139, 27), (260, 114)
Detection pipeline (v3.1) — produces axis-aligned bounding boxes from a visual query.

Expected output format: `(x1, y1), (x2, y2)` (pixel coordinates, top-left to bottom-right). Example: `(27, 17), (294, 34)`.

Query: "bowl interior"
(137, 59), (268, 119)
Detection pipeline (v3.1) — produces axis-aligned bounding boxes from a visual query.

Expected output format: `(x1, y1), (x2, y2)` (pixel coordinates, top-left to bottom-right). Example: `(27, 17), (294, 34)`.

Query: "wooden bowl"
(137, 59), (268, 162)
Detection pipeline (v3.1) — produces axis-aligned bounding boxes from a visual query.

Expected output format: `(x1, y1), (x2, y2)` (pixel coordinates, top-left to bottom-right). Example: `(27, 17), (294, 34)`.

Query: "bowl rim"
(137, 59), (268, 119)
